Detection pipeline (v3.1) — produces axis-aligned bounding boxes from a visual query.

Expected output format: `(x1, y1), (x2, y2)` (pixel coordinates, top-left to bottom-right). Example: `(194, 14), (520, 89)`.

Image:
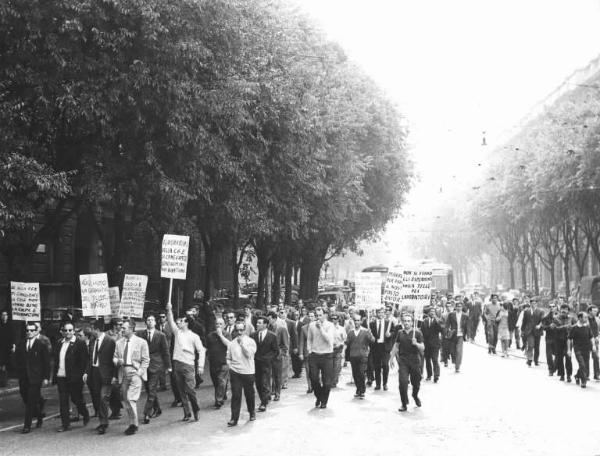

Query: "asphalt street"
(1, 331), (599, 456)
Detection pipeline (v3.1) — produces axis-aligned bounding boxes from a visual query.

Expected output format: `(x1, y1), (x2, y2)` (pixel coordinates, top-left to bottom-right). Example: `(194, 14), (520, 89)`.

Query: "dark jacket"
(421, 317), (443, 348)
(445, 312), (468, 341)
(136, 329), (171, 373)
(521, 308), (544, 337)
(205, 330), (230, 366)
(369, 319), (395, 352)
(86, 334), (116, 384)
(346, 327), (375, 358)
(15, 338), (50, 384)
(251, 330), (279, 364)
(53, 337), (88, 382)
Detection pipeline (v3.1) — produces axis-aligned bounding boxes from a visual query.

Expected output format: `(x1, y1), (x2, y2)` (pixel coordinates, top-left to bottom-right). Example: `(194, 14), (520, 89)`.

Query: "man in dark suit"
(251, 316), (279, 412)
(346, 313), (375, 398)
(267, 311), (288, 401)
(205, 316), (231, 409)
(282, 309), (299, 385)
(137, 314), (171, 424)
(85, 320), (117, 434)
(446, 301), (469, 373)
(53, 321), (90, 431)
(521, 297), (544, 366)
(421, 306), (443, 382)
(369, 308), (395, 390)
(15, 322), (50, 433)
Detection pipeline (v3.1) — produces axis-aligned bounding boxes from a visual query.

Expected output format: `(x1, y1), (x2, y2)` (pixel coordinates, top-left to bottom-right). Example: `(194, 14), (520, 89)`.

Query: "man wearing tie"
(251, 317), (279, 412)
(421, 307), (443, 382)
(15, 322), (50, 434)
(53, 322), (90, 432)
(113, 321), (149, 435)
(137, 314), (171, 424)
(346, 314), (375, 398)
(369, 308), (394, 390)
(445, 301), (468, 373)
(85, 320), (116, 434)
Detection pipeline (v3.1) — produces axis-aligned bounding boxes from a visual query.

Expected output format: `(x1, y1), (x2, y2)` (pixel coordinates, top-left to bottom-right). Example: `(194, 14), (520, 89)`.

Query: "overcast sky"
(299, 0), (600, 261)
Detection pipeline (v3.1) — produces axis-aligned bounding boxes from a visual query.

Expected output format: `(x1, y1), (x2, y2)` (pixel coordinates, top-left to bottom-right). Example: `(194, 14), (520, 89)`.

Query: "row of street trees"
(471, 73), (600, 297)
(0, 0), (412, 306)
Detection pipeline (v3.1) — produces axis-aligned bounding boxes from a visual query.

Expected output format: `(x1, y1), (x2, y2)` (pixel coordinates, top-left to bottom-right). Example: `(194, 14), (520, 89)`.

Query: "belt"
(123, 364), (135, 367)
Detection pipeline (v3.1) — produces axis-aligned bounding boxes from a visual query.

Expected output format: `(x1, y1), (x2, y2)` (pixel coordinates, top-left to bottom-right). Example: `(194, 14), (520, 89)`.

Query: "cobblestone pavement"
(2, 335), (599, 456)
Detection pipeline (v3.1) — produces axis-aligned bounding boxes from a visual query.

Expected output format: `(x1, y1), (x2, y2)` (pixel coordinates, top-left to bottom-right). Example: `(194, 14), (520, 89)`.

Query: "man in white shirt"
(226, 322), (257, 426)
(307, 307), (335, 408)
(113, 321), (149, 435)
(53, 322), (90, 432)
(166, 301), (206, 422)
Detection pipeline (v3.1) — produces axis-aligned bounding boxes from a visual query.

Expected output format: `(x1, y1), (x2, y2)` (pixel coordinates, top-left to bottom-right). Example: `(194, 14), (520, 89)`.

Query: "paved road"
(2, 338), (599, 456)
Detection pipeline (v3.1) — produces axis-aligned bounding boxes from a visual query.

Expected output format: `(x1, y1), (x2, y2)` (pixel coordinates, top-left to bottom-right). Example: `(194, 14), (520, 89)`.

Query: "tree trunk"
(271, 257), (283, 307)
(509, 261), (515, 289)
(231, 244), (240, 307)
(531, 259), (539, 295)
(299, 243), (328, 301)
(284, 259), (293, 306)
(254, 241), (273, 310)
(519, 258), (527, 289)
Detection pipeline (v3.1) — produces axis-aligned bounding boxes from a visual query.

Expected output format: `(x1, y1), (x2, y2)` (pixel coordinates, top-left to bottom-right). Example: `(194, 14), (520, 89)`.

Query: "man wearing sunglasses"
(53, 322), (90, 431)
(15, 322), (50, 434)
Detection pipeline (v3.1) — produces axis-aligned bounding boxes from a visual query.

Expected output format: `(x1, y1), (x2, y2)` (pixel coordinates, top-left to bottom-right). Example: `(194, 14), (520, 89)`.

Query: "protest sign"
(383, 268), (403, 307)
(400, 268), (432, 317)
(109, 286), (121, 317)
(120, 274), (148, 318)
(80, 273), (111, 317)
(354, 272), (382, 310)
(10, 282), (41, 321)
(161, 234), (190, 280)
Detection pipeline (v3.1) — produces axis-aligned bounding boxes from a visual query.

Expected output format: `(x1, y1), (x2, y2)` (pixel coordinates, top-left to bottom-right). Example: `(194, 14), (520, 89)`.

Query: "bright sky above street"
(299, 0), (600, 262)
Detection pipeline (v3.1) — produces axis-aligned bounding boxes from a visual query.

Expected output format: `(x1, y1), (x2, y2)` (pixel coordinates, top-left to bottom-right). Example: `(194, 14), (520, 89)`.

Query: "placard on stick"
(161, 234), (190, 280)
(120, 274), (148, 319)
(10, 282), (41, 321)
(400, 268), (432, 316)
(383, 268), (403, 307)
(80, 273), (111, 317)
(354, 272), (382, 310)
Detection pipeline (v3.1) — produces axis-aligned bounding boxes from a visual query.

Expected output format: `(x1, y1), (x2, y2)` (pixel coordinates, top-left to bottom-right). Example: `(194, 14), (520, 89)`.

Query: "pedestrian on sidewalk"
(226, 322), (257, 427)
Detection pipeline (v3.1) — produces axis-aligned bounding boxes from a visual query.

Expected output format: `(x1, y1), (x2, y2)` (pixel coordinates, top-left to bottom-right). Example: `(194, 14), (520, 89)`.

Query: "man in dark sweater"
(206, 317), (231, 409)
(569, 312), (593, 388)
(346, 314), (375, 398)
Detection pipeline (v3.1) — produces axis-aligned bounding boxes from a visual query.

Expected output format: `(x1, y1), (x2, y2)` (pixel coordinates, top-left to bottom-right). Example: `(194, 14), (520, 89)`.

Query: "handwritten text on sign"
(10, 282), (41, 321)
(80, 273), (111, 317)
(120, 274), (148, 318)
(383, 268), (403, 306)
(354, 272), (382, 310)
(401, 269), (432, 313)
(161, 234), (190, 280)
(109, 287), (121, 317)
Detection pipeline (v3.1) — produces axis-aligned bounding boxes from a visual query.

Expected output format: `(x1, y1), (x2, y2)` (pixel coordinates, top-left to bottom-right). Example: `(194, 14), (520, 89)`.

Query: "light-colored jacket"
(113, 334), (150, 382)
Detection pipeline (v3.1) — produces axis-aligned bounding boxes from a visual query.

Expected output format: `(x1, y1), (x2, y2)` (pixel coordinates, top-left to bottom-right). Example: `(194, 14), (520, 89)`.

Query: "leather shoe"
(354, 393), (360, 398)
(21, 427), (31, 434)
(315, 399), (321, 408)
(83, 414), (90, 426)
(413, 396), (422, 407)
(153, 409), (162, 418)
(374, 385), (381, 390)
(227, 420), (237, 427)
(319, 403), (327, 409)
(434, 377), (439, 383)
(182, 414), (191, 422)
(124, 425), (137, 435)
(36, 417), (43, 428)
(193, 410), (199, 421)
(249, 413), (256, 421)
(383, 384), (388, 391)
(359, 393), (365, 399)
(306, 388), (313, 394)
(142, 416), (150, 425)
(258, 404), (267, 412)
(398, 405), (407, 412)
(273, 394), (280, 401)
(97, 425), (107, 435)
(57, 426), (71, 432)
(171, 401), (182, 407)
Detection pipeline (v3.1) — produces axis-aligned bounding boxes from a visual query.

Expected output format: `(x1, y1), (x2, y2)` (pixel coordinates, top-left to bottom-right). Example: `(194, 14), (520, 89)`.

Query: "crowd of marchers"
(430, 292), (599, 388)
(1, 290), (597, 436)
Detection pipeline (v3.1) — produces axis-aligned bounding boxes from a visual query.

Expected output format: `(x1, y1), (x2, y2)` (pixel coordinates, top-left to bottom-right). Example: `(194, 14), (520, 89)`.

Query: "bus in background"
(423, 261), (454, 296)
(361, 265), (389, 292)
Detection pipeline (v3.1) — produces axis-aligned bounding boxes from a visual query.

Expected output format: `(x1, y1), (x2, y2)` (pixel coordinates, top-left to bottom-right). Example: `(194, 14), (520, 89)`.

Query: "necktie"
(148, 331), (152, 343)
(93, 340), (99, 365)
(27, 340), (32, 351)
(259, 332), (263, 343)
(123, 339), (129, 365)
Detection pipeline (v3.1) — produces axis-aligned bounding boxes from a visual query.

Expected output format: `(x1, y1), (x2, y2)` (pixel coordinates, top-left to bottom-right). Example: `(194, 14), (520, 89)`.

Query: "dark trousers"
(555, 339), (572, 378)
(545, 338), (557, 373)
(18, 376), (42, 428)
(309, 352), (334, 405)
(109, 383), (122, 414)
(441, 337), (452, 364)
(86, 376), (98, 415)
(229, 370), (255, 422)
(57, 378), (89, 428)
(254, 360), (272, 406)
(173, 360), (199, 416)
(424, 344), (440, 380)
(398, 356), (421, 406)
(271, 356), (283, 396)
(590, 349), (599, 379)
(291, 353), (303, 377)
(90, 368), (112, 425)
(467, 317), (479, 340)
(349, 356), (367, 394)
(526, 333), (541, 363)
(170, 369), (182, 402)
(366, 351), (374, 382)
(209, 362), (229, 406)
(143, 370), (161, 417)
(575, 349), (590, 381)
(372, 344), (390, 387)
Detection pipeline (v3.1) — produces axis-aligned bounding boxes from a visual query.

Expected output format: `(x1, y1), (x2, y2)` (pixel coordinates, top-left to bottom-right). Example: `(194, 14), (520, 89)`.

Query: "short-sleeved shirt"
(569, 325), (592, 352)
(394, 329), (423, 360)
